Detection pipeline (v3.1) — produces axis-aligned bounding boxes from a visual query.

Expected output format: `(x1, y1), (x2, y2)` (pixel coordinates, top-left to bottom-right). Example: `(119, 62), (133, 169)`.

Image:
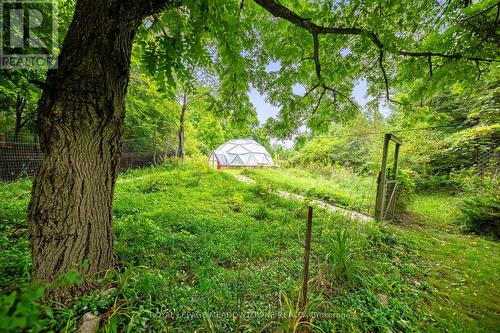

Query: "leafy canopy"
(138, 0), (498, 137)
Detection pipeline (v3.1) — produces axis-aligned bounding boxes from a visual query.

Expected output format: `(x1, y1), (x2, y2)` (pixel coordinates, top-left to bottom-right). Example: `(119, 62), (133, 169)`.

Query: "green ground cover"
(399, 194), (500, 332)
(0, 163), (498, 332)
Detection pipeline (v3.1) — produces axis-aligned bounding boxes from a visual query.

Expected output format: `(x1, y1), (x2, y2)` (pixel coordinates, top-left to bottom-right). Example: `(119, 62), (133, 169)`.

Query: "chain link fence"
(0, 132), (172, 182)
(476, 138), (499, 179)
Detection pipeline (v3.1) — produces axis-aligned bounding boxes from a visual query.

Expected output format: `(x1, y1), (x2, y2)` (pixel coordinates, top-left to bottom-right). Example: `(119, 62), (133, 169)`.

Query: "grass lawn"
(0, 163), (498, 332)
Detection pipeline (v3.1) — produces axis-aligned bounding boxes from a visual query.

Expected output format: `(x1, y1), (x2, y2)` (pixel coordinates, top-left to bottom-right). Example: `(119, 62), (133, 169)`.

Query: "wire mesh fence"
(0, 132), (172, 182)
(476, 138), (499, 179)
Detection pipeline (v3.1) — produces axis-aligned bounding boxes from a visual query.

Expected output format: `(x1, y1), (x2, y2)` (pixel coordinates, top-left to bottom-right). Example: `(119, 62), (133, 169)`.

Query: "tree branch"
(312, 33), (322, 81)
(424, 55), (433, 86)
(297, 82), (320, 103)
(428, 55), (433, 78)
(377, 50), (403, 105)
(322, 84), (356, 108)
(398, 50), (496, 62)
(253, 0), (499, 105)
(297, 34), (356, 109)
(311, 88), (326, 114)
(460, 2), (499, 21)
(254, 0), (497, 62)
(475, 60), (482, 81)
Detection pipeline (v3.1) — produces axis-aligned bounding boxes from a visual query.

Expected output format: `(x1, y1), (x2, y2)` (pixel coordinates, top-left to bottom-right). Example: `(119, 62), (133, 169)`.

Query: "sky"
(248, 61), (391, 127)
(248, 79), (391, 125)
(246, 61), (393, 148)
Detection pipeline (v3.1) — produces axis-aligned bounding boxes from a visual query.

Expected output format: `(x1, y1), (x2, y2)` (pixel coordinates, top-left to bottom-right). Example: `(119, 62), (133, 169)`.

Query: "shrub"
(415, 174), (452, 191)
(226, 193), (244, 212)
(448, 167), (480, 191)
(458, 177), (499, 238)
(395, 169), (416, 210)
(252, 180), (272, 197)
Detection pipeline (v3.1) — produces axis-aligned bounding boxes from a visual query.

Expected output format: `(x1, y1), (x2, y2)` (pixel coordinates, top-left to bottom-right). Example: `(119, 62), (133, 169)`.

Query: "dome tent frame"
(209, 139), (274, 169)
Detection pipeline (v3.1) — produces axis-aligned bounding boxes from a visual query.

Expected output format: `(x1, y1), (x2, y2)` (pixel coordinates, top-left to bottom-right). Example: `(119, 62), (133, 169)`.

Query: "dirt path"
(235, 174), (373, 222)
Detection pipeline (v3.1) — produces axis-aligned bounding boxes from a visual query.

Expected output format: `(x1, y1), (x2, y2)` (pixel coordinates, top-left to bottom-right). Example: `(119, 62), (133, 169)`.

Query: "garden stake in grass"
(299, 206), (313, 313)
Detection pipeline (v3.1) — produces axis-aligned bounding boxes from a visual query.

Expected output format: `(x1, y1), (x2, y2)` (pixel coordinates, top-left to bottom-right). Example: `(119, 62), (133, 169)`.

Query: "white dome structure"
(209, 139), (274, 169)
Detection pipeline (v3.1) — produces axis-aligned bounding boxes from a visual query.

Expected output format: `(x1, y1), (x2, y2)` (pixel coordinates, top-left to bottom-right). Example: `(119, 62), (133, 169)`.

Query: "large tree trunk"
(28, 0), (166, 283)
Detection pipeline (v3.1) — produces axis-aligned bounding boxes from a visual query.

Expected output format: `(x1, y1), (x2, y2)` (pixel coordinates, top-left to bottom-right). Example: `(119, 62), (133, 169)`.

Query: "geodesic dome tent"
(209, 139), (274, 169)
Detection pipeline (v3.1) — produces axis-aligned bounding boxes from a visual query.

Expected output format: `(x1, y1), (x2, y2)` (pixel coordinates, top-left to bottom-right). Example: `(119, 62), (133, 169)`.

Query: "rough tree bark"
(28, 0), (168, 284)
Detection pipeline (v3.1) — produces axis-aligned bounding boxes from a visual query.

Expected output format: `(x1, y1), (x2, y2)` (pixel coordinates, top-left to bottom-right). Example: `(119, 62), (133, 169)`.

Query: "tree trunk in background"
(177, 94), (187, 162)
(13, 93), (26, 143)
(152, 127), (158, 166)
(177, 114), (185, 162)
(178, 128), (185, 162)
(28, 0), (167, 284)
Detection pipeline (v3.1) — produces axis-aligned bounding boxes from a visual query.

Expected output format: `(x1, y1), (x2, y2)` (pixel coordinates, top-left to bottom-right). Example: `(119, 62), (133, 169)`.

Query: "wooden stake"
(299, 206), (313, 311)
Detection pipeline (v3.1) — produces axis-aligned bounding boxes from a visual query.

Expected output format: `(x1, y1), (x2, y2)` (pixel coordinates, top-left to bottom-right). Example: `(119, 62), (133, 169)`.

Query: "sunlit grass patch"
(242, 167), (377, 214)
